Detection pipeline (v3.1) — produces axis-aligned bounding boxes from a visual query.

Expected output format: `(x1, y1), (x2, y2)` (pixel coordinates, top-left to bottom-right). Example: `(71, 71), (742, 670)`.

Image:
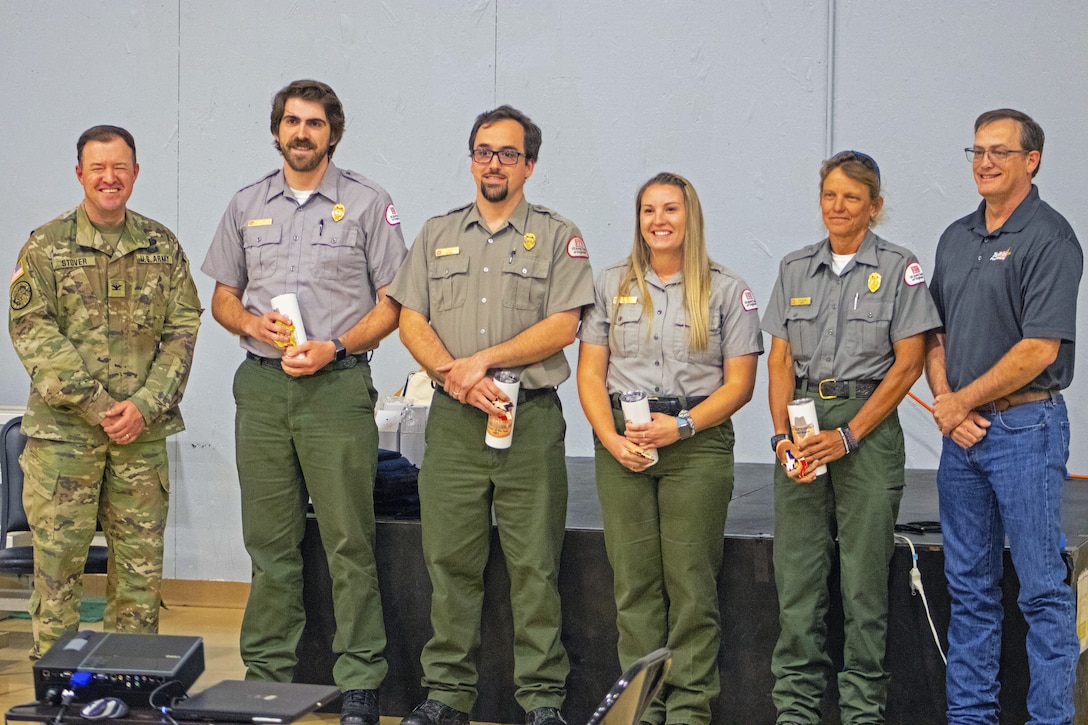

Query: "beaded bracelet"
(838, 425), (860, 454)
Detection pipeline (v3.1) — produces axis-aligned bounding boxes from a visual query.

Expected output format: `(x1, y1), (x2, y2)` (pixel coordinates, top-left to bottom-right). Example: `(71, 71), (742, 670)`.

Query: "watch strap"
(677, 409), (696, 439)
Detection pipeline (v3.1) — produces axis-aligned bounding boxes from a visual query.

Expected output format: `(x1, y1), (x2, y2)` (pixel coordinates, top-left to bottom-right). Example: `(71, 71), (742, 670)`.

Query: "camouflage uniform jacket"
(9, 205), (202, 444)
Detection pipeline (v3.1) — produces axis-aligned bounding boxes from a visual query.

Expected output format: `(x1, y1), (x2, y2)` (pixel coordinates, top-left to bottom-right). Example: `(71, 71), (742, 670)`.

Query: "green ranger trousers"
(595, 411), (735, 725)
(417, 390), (570, 714)
(233, 357), (386, 690)
(771, 395), (904, 725)
(21, 436), (169, 656)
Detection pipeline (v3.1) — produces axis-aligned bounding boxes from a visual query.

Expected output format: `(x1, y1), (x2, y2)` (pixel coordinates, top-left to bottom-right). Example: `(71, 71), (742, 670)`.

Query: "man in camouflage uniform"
(8, 125), (202, 657)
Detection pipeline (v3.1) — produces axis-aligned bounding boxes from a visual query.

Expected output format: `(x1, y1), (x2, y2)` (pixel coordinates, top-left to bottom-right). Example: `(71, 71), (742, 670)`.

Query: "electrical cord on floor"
(895, 532), (947, 665)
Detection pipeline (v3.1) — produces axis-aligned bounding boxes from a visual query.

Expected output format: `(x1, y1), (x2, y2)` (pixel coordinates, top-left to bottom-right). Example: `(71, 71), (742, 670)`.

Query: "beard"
(283, 139), (327, 173)
(480, 179), (509, 202)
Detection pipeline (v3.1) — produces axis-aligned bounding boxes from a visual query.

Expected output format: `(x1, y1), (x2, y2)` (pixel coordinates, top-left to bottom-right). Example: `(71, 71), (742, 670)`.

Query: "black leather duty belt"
(796, 378), (881, 400)
(434, 385), (555, 404)
(245, 350), (367, 372)
(610, 394), (708, 417)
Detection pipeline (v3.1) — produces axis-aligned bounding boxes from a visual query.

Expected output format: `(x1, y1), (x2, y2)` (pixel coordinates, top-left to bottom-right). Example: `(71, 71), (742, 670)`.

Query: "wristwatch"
(333, 338), (347, 362)
(770, 433), (791, 453)
(676, 410), (696, 440)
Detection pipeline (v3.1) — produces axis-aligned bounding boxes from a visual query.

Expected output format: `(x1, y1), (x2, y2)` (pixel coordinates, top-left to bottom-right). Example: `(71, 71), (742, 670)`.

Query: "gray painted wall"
(2, 0), (1085, 581)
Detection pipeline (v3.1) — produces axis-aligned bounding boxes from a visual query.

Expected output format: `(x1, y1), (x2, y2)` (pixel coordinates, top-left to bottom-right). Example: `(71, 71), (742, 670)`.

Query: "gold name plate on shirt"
(247, 218), (273, 227)
(789, 297), (811, 306)
(435, 247), (460, 257)
(613, 296), (638, 304)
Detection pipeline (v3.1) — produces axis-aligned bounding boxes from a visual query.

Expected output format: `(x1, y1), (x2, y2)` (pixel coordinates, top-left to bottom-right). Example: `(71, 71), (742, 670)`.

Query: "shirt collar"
(808, 229), (880, 276)
(968, 184), (1041, 237)
(75, 205), (148, 254)
(645, 267), (683, 289)
(463, 197), (531, 235)
(266, 160), (339, 204)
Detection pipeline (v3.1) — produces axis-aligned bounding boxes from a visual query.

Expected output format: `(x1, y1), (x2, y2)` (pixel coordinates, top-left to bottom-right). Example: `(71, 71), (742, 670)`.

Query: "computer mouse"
(80, 697), (130, 720)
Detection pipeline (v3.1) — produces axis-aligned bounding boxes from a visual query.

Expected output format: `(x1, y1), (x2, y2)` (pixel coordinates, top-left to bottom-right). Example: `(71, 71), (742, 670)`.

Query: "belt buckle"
(818, 378), (837, 400)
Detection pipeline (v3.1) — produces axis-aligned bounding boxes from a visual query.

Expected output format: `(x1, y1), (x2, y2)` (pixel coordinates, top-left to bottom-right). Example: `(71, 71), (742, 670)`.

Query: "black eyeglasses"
(830, 150), (881, 181)
(964, 147), (1031, 164)
(470, 148), (525, 166)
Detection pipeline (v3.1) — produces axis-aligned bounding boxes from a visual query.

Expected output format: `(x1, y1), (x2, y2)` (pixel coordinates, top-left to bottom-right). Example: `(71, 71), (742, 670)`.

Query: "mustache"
(287, 139), (316, 150)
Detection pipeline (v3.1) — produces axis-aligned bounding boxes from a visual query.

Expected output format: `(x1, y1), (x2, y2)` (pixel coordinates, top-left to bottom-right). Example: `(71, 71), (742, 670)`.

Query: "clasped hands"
(931, 392), (990, 449)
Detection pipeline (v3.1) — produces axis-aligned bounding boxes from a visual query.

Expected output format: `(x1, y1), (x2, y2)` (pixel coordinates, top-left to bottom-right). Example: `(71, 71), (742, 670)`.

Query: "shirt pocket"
(54, 265), (105, 334)
(783, 304), (819, 362)
(501, 257), (549, 311)
(242, 224), (282, 280)
(845, 299), (893, 357)
(312, 225), (365, 280)
(130, 271), (168, 337)
(610, 302), (644, 358)
(428, 255), (470, 312)
(673, 310), (724, 366)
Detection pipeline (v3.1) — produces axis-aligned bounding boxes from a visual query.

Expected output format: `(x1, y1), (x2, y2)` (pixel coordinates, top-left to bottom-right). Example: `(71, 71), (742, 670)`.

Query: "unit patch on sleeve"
(385, 204), (401, 226)
(10, 280), (31, 310)
(566, 236), (589, 259)
(903, 262), (926, 287)
(741, 288), (758, 312)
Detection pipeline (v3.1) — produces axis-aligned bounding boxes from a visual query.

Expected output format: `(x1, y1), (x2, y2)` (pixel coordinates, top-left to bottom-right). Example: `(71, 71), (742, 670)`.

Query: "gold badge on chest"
(523, 232), (536, 251)
(867, 272), (881, 293)
(332, 203), (346, 222)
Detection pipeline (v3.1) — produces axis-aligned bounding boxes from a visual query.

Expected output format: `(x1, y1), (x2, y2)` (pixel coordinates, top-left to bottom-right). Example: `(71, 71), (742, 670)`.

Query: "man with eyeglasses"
(202, 80), (407, 725)
(925, 108), (1082, 724)
(387, 105), (593, 725)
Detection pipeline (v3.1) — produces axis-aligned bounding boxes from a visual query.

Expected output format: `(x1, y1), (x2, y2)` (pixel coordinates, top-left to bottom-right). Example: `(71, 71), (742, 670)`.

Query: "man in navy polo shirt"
(925, 108), (1082, 724)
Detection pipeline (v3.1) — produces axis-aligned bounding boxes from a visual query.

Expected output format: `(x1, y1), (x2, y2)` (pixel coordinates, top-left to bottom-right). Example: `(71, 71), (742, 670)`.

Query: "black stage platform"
(295, 461), (1088, 724)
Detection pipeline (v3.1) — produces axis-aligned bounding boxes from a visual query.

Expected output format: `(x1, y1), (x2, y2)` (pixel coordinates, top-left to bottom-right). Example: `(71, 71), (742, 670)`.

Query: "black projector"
(33, 631), (204, 705)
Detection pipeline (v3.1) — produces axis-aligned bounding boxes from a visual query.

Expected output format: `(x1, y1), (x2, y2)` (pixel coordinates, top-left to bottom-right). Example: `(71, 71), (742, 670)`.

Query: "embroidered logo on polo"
(990, 248), (1012, 262)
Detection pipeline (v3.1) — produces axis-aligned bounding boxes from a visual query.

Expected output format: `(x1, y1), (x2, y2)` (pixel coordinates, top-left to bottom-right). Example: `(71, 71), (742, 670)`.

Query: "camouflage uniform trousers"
(20, 436), (170, 657)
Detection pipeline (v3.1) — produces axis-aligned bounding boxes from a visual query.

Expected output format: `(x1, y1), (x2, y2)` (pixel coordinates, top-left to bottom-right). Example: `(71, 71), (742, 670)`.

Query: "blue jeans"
(938, 396), (1077, 725)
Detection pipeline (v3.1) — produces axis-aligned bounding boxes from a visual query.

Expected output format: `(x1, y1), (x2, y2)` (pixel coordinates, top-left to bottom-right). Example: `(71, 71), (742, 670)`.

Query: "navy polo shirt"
(931, 185), (1082, 392)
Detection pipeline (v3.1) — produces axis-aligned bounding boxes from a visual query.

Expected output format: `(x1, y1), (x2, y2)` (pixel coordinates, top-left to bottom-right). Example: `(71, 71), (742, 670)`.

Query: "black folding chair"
(0, 416), (108, 611)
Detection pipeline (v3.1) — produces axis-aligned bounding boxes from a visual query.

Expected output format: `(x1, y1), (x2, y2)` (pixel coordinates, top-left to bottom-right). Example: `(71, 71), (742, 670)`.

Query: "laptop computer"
(586, 648), (671, 725)
(171, 680), (342, 723)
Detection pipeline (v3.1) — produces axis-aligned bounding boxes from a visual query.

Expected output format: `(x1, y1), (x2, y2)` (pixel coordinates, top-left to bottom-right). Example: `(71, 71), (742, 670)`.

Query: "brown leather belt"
(975, 390), (1055, 414)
